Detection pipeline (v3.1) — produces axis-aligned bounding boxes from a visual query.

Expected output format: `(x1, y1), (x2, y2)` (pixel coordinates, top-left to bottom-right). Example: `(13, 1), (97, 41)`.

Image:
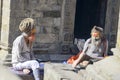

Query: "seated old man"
(72, 26), (108, 68)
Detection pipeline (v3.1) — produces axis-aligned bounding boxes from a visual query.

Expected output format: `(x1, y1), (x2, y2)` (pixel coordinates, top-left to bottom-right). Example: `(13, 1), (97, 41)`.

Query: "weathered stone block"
(36, 17), (54, 26)
(61, 45), (70, 54)
(44, 63), (81, 80)
(51, 26), (60, 34)
(53, 18), (61, 26)
(36, 34), (58, 43)
(11, 0), (24, 10)
(57, 0), (63, 5)
(43, 11), (61, 18)
(44, 0), (58, 5)
(63, 32), (73, 42)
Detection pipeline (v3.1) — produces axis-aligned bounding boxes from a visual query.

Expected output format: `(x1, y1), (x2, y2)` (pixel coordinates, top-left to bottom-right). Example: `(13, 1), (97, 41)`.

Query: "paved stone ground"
(0, 64), (21, 80)
(2, 53), (73, 80)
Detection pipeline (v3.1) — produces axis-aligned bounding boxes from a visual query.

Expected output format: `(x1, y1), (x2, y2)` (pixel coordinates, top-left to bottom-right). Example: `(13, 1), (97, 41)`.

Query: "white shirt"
(12, 34), (35, 64)
(82, 38), (108, 59)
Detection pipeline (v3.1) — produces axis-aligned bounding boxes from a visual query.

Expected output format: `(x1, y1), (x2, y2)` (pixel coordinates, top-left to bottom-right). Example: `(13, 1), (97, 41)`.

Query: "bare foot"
(80, 61), (89, 67)
(23, 69), (30, 74)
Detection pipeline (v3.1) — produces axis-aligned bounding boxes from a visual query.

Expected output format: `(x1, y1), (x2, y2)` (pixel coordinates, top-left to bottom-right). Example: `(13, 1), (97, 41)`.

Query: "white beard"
(91, 37), (101, 46)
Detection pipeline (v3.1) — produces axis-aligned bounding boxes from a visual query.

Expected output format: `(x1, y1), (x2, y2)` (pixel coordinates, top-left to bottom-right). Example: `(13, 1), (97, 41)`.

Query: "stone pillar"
(115, 0), (120, 56)
(0, 0), (11, 61)
(104, 0), (119, 53)
(60, 0), (76, 53)
(116, 5), (120, 49)
(0, 0), (3, 38)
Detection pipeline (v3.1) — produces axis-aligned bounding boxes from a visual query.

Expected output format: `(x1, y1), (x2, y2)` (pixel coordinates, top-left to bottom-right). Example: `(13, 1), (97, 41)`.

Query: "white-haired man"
(12, 18), (40, 80)
(72, 26), (108, 68)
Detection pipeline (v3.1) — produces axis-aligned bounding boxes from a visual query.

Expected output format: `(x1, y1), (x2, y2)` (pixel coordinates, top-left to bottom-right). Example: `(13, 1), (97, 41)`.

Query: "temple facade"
(0, 0), (119, 60)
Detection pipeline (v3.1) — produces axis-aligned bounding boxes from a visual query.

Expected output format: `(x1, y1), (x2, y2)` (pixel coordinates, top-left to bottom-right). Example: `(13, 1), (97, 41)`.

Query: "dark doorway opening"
(74, 0), (107, 40)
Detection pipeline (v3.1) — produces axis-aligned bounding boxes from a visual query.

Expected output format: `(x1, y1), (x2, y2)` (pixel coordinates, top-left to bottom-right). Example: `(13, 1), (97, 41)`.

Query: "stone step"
(35, 54), (73, 62)
(2, 53), (73, 67)
(3, 61), (12, 67)
(4, 57), (11, 62)
(2, 53), (73, 62)
(4, 54), (12, 62)
(49, 54), (72, 62)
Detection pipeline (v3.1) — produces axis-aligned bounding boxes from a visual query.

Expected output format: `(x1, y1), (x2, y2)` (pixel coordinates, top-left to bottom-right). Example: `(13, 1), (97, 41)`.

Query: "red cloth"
(67, 52), (81, 64)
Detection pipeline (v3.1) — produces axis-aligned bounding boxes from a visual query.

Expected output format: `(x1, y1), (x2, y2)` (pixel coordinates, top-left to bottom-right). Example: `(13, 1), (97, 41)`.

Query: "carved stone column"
(0, 0), (11, 61)
(104, 0), (119, 54)
(60, 0), (76, 53)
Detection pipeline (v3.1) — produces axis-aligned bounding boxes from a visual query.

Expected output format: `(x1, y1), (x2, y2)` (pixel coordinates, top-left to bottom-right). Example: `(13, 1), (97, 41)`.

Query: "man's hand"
(72, 60), (78, 68)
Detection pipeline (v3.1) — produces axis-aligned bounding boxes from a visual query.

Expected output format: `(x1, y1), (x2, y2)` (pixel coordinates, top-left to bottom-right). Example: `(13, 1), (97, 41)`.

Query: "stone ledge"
(79, 55), (120, 80)
(35, 54), (72, 62)
(44, 55), (120, 80)
(44, 63), (81, 80)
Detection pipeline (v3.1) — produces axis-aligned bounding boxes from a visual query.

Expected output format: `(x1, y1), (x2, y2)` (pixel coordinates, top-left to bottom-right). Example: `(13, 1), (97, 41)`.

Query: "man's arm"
(72, 39), (90, 68)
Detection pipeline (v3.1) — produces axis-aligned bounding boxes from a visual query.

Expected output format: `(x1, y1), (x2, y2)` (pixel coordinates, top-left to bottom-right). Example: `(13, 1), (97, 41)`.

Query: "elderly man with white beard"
(72, 26), (108, 68)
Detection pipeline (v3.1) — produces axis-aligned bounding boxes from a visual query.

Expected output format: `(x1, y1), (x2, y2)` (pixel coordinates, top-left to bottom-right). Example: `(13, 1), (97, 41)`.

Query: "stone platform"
(44, 54), (120, 80)
(44, 63), (81, 80)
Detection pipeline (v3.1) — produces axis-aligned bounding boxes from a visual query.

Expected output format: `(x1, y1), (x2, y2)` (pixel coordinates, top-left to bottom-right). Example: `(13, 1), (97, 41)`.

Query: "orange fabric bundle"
(67, 52), (81, 64)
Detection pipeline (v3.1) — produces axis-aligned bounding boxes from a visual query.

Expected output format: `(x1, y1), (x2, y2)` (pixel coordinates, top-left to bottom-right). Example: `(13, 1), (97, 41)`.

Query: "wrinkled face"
(91, 31), (101, 40)
(28, 28), (36, 42)
(91, 31), (101, 45)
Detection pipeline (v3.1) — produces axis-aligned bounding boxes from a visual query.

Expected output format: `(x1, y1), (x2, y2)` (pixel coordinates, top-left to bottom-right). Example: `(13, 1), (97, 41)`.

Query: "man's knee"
(31, 60), (40, 70)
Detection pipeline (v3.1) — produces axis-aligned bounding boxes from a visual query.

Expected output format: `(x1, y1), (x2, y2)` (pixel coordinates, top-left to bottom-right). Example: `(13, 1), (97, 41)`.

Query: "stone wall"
(0, 0), (76, 54)
(0, 0), (120, 55)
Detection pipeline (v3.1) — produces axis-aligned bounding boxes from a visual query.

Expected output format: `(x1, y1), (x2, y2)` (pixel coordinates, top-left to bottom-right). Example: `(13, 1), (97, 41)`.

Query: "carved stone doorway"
(74, 0), (107, 40)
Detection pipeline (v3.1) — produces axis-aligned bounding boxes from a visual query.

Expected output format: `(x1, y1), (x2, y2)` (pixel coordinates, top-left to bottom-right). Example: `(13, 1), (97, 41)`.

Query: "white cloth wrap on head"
(19, 18), (35, 35)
